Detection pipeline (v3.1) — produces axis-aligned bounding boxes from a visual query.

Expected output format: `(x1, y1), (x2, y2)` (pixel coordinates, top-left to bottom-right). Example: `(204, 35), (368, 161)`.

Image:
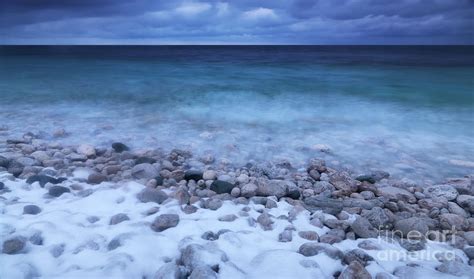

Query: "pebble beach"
(1, 132), (473, 279)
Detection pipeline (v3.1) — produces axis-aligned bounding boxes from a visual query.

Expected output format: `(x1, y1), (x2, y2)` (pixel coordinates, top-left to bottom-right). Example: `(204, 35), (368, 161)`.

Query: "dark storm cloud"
(0, 0), (472, 44)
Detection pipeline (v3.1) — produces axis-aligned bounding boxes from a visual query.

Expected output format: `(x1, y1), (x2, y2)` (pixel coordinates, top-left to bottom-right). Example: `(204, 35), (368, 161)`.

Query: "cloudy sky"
(0, 0), (472, 44)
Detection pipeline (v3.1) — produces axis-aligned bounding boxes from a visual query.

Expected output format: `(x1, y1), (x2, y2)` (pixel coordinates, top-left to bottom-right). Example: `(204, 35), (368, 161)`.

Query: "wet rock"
(7, 160), (24, 177)
(0, 155), (9, 168)
(151, 214), (180, 232)
(265, 198), (277, 209)
(154, 262), (187, 279)
(286, 187), (301, 199)
(104, 165), (121, 175)
(424, 185), (458, 201)
(170, 170), (185, 182)
(361, 207), (391, 229)
(88, 173), (107, 184)
(338, 261), (371, 279)
(155, 175), (164, 186)
(241, 183), (258, 198)
(132, 163), (159, 180)
(230, 187), (240, 197)
(218, 214), (238, 222)
(439, 213), (468, 230)
(203, 170), (217, 180)
(29, 232), (43, 245)
(298, 231), (319, 241)
(175, 188), (191, 205)
(376, 186), (416, 203)
(144, 207), (160, 216)
(256, 179), (289, 198)
(2, 236), (26, 254)
(394, 217), (430, 238)
(303, 196), (343, 215)
(464, 246), (474, 260)
(26, 174), (66, 187)
(135, 157), (157, 165)
(183, 205), (198, 214)
(50, 244), (65, 258)
(351, 217), (378, 238)
(313, 181), (336, 195)
(48, 186), (70, 197)
(23, 205), (41, 215)
(77, 144), (96, 157)
(202, 199), (223, 210)
(278, 229), (293, 242)
(436, 261), (474, 277)
(448, 202), (469, 217)
(464, 231), (474, 246)
(202, 231), (219, 241)
(180, 243), (228, 271)
(456, 195), (474, 213)
(328, 171), (359, 192)
(298, 243), (343, 259)
(210, 180), (234, 194)
(357, 240), (381, 250)
(137, 188), (168, 204)
(189, 265), (218, 279)
(257, 212), (273, 231)
(109, 213), (130, 225)
(112, 142), (129, 153)
(399, 238), (426, 251)
(308, 169), (321, 182)
(184, 170), (203, 181)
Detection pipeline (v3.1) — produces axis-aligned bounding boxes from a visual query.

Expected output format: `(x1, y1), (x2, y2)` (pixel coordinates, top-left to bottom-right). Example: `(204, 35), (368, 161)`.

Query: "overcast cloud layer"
(0, 0), (472, 44)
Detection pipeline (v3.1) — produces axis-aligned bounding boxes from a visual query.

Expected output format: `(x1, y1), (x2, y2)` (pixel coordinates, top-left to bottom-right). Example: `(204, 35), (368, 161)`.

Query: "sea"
(1, 45), (473, 183)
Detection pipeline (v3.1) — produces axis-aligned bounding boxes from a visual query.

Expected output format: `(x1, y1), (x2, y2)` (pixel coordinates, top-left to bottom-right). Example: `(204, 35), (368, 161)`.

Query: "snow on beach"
(0, 170), (471, 279)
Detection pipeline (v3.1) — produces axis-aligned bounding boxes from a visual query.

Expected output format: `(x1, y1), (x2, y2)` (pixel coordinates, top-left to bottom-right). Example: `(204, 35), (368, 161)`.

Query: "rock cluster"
(1, 138), (474, 277)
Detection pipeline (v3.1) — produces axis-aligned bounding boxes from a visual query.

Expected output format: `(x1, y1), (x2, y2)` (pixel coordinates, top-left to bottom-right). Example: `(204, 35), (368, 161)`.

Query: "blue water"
(1, 46), (473, 182)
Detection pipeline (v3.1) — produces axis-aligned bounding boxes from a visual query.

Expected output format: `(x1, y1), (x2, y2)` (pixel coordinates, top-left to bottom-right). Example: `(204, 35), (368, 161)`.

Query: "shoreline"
(1, 138), (473, 278)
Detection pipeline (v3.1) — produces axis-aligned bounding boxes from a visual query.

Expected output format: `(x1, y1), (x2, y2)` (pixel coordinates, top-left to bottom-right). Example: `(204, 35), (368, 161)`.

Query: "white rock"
(203, 170), (217, 180)
(77, 144), (96, 157)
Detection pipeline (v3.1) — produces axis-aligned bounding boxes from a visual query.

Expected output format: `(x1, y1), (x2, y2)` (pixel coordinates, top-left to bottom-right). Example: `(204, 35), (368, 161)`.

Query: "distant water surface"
(0, 46), (473, 183)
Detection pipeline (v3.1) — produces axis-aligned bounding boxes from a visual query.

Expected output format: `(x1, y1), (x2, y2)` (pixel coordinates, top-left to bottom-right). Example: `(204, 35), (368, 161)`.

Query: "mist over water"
(1, 46), (473, 183)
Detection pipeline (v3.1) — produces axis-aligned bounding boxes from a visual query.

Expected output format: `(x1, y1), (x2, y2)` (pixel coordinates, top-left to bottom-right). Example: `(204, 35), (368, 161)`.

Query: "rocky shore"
(1, 136), (474, 278)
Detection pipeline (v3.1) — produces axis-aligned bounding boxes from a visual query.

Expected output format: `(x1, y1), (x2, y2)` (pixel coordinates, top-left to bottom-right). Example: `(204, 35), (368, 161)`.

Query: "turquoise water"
(0, 46), (473, 182)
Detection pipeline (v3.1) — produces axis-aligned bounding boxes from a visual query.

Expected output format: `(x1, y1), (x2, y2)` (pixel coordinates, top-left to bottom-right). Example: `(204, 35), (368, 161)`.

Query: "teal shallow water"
(0, 46), (473, 182)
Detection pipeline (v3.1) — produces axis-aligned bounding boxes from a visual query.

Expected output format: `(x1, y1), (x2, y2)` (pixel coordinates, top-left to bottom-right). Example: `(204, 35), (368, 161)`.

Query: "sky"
(0, 0), (473, 45)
